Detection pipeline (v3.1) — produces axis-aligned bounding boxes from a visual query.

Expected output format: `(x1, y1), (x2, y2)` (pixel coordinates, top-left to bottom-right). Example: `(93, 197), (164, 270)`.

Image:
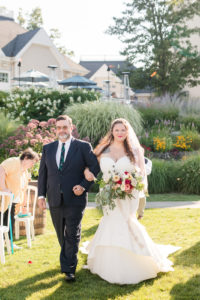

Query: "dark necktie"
(59, 143), (65, 171)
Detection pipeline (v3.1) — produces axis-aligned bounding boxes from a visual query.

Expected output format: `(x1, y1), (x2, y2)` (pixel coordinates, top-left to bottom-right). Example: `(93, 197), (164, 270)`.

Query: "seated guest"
(0, 148), (39, 241)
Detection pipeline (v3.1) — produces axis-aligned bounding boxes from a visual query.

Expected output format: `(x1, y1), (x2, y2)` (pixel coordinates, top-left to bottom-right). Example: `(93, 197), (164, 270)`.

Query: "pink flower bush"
(27, 123), (37, 129)
(0, 117), (87, 161)
(39, 121), (48, 128)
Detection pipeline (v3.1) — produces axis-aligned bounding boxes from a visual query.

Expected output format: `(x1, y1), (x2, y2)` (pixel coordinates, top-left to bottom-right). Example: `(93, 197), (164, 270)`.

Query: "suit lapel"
(61, 138), (77, 172)
(51, 140), (59, 170)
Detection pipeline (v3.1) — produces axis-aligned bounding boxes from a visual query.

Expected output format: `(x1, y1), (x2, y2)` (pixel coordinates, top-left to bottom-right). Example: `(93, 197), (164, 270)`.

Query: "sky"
(1, 0), (126, 62)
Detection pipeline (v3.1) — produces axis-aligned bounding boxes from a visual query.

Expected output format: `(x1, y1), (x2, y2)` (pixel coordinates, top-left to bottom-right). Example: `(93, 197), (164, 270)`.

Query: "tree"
(49, 28), (74, 56)
(27, 7), (43, 30)
(16, 7), (74, 57)
(17, 8), (26, 27)
(107, 0), (200, 95)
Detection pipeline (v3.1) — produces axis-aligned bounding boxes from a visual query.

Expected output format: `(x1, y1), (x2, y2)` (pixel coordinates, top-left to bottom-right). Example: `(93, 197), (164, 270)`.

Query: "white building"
(0, 8), (88, 91)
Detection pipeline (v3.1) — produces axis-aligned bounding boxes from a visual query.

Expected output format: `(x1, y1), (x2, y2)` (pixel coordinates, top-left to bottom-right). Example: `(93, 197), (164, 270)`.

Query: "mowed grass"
(0, 207), (199, 300)
(88, 192), (200, 202)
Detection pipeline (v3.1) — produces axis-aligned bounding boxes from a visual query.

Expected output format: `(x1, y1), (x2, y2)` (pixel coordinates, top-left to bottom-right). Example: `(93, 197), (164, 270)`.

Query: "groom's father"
(38, 115), (100, 282)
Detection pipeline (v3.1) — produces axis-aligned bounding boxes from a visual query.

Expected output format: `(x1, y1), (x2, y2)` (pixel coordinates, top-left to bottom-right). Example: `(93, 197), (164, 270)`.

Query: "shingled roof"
(2, 28), (40, 57)
(79, 60), (135, 78)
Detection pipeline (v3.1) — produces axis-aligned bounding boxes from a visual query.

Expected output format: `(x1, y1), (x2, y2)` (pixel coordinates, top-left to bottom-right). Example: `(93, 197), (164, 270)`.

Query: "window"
(0, 72), (8, 83)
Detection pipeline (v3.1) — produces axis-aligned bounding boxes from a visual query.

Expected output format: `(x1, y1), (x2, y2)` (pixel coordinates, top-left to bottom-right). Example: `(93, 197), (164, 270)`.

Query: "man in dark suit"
(38, 115), (100, 282)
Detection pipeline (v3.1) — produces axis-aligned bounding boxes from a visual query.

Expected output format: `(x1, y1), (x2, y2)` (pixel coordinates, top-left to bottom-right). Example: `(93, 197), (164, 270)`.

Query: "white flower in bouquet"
(95, 167), (145, 211)
(103, 173), (111, 183)
(121, 184), (125, 191)
(131, 178), (137, 187)
(113, 174), (120, 182)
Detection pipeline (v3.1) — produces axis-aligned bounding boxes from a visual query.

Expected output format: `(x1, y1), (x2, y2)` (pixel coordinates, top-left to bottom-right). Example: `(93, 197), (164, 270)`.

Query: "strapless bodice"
(100, 156), (135, 178)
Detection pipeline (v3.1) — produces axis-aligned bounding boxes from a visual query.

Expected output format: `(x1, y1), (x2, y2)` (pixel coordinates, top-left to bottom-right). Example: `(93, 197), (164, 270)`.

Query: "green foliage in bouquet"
(96, 168), (144, 210)
(66, 101), (142, 146)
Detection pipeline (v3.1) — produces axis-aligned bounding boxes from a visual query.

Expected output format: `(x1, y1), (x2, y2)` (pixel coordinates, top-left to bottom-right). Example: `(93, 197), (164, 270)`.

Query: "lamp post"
(17, 59), (22, 87)
(48, 65), (58, 88)
(122, 72), (130, 102)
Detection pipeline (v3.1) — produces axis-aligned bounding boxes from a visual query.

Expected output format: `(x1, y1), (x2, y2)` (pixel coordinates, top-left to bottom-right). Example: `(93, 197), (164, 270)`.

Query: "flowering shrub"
(153, 136), (173, 153)
(153, 137), (166, 152)
(0, 118), (89, 163)
(1, 87), (100, 123)
(173, 135), (192, 151)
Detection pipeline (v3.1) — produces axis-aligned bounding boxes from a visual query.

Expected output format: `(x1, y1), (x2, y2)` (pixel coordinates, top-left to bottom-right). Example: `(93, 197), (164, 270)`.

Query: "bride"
(81, 118), (180, 285)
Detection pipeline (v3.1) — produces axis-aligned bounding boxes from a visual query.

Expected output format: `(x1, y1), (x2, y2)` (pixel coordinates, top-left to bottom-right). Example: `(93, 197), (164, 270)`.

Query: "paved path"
(87, 201), (200, 209)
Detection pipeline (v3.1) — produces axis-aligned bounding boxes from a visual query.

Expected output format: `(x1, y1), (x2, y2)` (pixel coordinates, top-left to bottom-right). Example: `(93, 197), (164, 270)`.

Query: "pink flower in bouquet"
(39, 121), (48, 128)
(125, 184), (132, 192)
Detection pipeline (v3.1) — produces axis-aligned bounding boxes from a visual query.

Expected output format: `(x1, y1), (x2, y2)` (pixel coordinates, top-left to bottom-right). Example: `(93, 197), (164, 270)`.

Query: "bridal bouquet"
(95, 167), (145, 210)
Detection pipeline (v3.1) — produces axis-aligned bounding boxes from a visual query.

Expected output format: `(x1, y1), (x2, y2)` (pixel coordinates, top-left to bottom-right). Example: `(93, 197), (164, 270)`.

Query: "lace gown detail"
(80, 156), (180, 284)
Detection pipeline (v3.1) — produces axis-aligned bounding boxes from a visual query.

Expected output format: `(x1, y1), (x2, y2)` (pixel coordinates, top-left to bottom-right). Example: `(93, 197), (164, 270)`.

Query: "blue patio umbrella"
(68, 85), (102, 91)
(58, 75), (96, 87)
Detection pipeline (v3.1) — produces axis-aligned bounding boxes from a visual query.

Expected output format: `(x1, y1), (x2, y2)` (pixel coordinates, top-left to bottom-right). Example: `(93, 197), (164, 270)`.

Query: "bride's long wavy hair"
(94, 118), (135, 162)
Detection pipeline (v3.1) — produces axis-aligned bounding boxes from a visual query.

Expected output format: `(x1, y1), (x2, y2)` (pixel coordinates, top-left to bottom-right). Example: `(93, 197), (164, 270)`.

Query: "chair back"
(0, 192), (13, 228)
(26, 185), (38, 218)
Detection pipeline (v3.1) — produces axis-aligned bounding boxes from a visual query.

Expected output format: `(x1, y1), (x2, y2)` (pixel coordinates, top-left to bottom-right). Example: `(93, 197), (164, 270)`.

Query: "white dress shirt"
(38, 137), (72, 199)
(56, 137), (72, 168)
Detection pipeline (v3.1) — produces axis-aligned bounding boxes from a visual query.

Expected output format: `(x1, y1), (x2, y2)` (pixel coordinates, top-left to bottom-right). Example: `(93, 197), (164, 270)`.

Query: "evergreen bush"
(66, 101), (142, 146)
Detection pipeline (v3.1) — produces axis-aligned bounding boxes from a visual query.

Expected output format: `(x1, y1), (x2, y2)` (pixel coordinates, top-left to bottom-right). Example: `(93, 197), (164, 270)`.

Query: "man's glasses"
(56, 126), (69, 130)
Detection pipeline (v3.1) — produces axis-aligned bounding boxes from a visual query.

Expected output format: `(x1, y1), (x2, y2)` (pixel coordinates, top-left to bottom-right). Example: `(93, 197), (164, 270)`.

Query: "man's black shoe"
(65, 273), (75, 282)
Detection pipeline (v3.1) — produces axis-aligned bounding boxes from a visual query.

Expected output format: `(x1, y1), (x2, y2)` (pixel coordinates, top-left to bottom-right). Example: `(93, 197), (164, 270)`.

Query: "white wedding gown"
(81, 156), (180, 285)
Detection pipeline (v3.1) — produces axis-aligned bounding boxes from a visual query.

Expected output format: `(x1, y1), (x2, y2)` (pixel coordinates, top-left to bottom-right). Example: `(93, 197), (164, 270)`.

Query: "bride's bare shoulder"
(95, 145), (110, 162)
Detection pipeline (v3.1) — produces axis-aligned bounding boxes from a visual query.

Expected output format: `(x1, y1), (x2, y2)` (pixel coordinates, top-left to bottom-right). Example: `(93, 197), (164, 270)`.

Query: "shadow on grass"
(170, 274), (200, 300)
(174, 242), (200, 267)
(0, 267), (164, 300)
(0, 268), (60, 300)
(81, 224), (99, 239)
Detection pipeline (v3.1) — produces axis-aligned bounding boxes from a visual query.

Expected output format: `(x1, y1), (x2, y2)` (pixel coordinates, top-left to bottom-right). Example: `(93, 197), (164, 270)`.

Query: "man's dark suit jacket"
(38, 138), (100, 208)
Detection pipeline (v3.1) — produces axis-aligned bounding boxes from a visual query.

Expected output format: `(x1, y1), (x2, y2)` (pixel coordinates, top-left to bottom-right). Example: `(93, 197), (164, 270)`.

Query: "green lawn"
(0, 208), (199, 300)
(88, 192), (200, 202)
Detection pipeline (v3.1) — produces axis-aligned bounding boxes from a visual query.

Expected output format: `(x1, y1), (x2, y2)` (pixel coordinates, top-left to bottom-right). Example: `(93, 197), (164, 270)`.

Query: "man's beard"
(58, 133), (70, 140)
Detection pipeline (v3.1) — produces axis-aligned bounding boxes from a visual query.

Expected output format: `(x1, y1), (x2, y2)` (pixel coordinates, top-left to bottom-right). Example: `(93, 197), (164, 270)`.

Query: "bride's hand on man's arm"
(84, 168), (95, 181)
